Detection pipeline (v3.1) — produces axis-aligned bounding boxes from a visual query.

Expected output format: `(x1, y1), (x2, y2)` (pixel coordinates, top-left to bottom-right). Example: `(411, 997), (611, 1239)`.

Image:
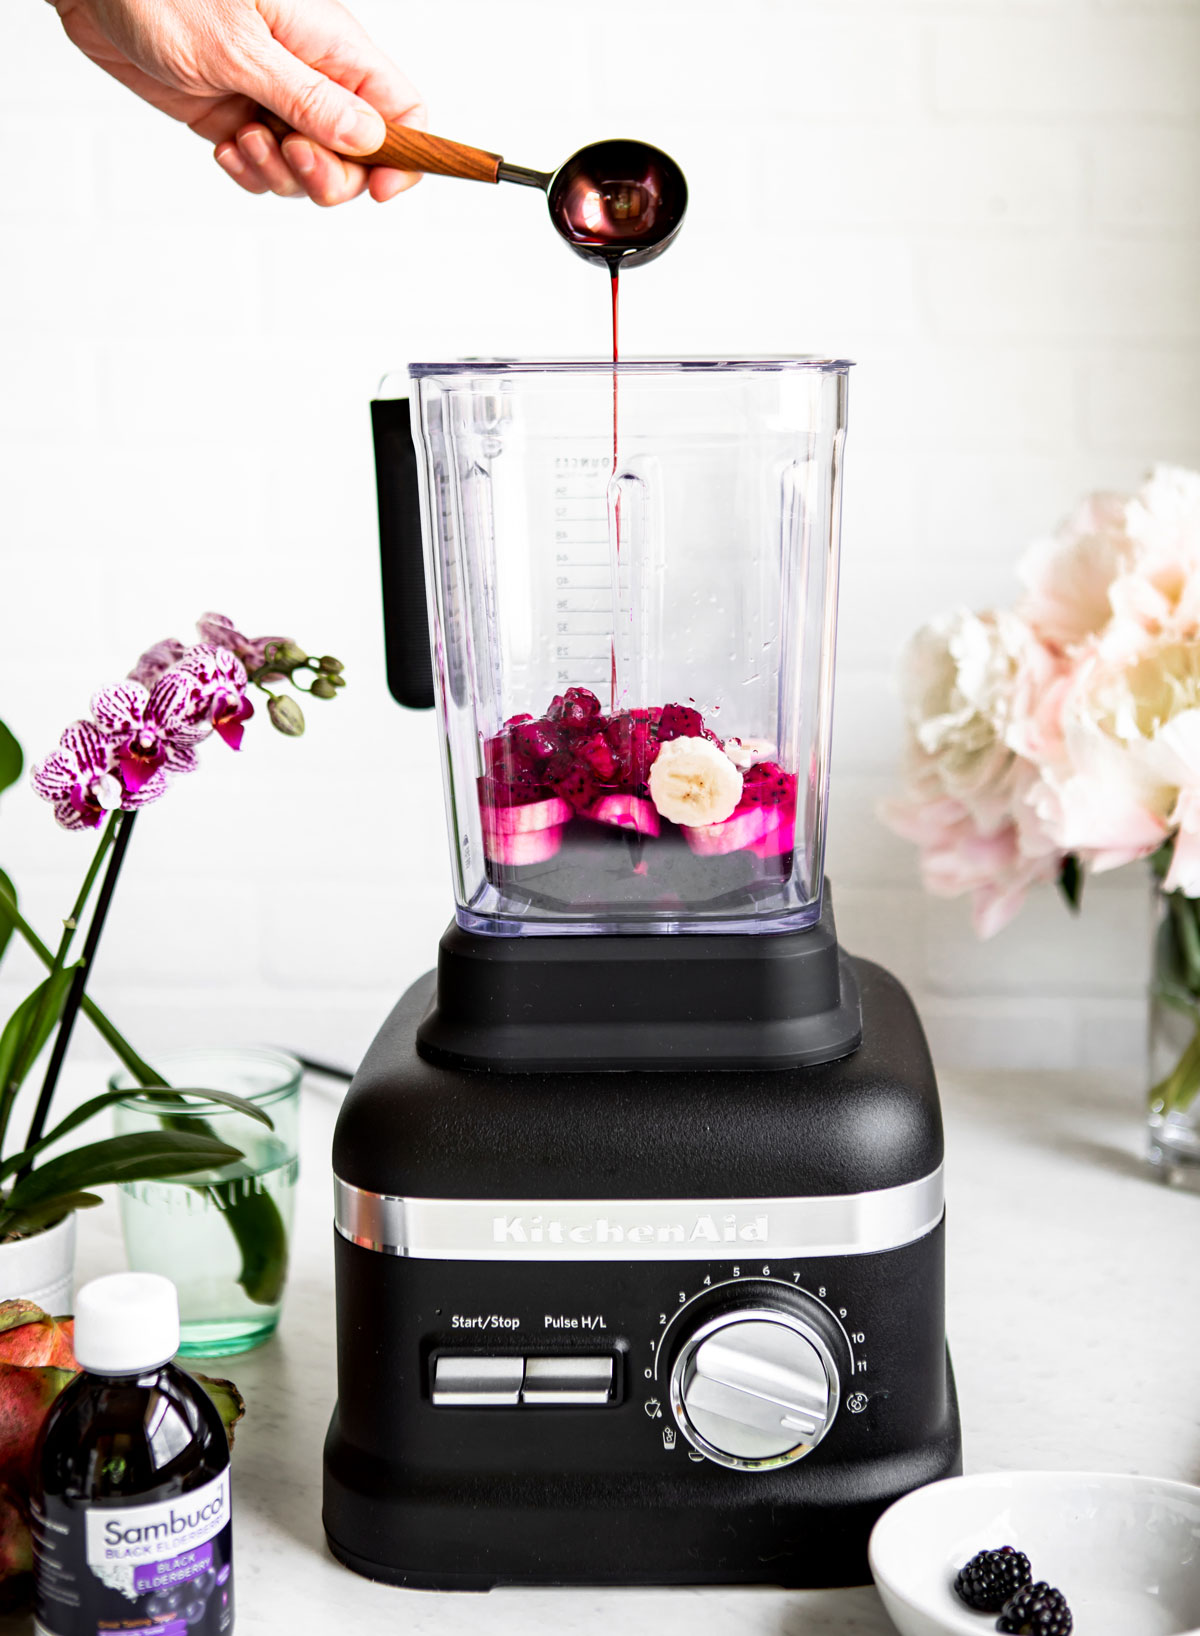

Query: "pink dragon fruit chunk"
(576, 730), (618, 780)
(509, 719), (563, 762)
(481, 733), (547, 805)
(740, 762), (797, 807)
(483, 824), (565, 867)
(588, 794), (661, 837)
(481, 797), (571, 837)
(546, 754), (600, 812)
(548, 687), (602, 731)
(657, 703), (704, 742)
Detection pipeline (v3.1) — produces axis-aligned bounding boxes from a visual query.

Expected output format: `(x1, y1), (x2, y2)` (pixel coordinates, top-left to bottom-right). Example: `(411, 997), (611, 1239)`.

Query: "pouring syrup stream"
(610, 262), (621, 710)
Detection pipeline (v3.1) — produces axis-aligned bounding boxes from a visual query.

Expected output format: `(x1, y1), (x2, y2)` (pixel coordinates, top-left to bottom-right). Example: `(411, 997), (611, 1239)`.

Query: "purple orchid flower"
(91, 677), (210, 794)
(127, 638), (186, 690)
(31, 722), (125, 831)
(196, 613), (293, 680)
(177, 645), (254, 750)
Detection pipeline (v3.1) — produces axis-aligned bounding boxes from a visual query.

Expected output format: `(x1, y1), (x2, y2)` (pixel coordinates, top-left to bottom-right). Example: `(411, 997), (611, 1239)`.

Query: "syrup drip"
(609, 261), (621, 712)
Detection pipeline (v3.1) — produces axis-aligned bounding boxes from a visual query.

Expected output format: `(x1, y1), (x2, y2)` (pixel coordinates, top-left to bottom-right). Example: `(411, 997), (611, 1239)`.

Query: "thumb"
(242, 39), (385, 156)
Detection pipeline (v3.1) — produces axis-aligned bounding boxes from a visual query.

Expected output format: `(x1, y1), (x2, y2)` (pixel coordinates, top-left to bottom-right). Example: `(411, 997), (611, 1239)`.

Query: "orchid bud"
(328, 673), (346, 688)
(318, 655), (344, 674)
(264, 641), (309, 673)
(310, 677), (337, 701)
(267, 695), (305, 737)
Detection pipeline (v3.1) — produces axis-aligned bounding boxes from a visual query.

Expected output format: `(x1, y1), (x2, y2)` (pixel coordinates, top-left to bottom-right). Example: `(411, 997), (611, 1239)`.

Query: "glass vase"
(111, 1048), (301, 1355)
(1148, 889), (1200, 1189)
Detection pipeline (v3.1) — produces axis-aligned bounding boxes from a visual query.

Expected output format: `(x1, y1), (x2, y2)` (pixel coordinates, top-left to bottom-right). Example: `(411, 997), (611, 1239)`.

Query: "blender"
(323, 358), (962, 1589)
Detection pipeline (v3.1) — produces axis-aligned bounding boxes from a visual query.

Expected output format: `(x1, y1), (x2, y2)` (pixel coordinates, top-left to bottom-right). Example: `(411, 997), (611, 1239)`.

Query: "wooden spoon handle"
(253, 107), (501, 183)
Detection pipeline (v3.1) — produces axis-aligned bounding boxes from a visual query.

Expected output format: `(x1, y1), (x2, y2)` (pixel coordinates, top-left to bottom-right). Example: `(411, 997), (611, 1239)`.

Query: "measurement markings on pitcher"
(550, 456), (630, 689)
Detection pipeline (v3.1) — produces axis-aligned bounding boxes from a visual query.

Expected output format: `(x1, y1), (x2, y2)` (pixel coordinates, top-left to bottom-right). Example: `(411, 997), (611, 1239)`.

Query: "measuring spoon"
(254, 111), (687, 267)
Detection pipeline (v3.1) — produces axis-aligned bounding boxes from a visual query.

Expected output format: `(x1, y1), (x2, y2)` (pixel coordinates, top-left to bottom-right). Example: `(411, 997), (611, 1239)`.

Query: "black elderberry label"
(33, 1468), (234, 1635)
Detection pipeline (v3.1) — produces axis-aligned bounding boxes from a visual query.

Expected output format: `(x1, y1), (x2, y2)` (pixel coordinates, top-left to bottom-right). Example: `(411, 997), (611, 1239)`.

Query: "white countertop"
(8, 1066), (1200, 1635)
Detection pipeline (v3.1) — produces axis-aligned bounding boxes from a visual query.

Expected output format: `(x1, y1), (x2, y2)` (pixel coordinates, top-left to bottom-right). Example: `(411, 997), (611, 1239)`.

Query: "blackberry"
(954, 1547), (1032, 1613)
(996, 1581), (1073, 1635)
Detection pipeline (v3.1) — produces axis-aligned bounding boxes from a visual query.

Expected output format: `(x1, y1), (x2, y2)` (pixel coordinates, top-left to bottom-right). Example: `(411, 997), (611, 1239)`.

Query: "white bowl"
(869, 1471), (1200, 1636)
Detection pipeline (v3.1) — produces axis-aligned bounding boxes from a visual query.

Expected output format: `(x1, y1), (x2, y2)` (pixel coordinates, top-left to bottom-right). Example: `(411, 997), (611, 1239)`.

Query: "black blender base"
(323, 1355), (961, 1592)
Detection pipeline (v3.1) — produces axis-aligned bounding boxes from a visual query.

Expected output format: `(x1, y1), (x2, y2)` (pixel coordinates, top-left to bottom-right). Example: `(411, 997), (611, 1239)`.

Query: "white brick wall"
(1, 0), (1197, 1077)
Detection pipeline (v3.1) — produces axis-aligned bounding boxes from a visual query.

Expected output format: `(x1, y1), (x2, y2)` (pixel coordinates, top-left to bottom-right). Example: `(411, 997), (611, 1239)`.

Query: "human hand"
(52, 0), (426, 205)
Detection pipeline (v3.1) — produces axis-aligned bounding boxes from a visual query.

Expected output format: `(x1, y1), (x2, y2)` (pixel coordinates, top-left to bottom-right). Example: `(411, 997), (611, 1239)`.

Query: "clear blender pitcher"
(389, 357), (850, 937)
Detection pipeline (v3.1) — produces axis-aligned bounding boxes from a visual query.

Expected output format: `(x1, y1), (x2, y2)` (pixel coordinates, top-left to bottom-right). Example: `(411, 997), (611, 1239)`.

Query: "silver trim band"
(333, 1168), (944, 1261)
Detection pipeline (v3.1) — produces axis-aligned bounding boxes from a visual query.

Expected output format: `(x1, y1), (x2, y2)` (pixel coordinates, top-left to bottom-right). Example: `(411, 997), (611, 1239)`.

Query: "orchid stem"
(0, 883), (164, 1088)
(0, 814), (119, 1152)
(21, 812), (137, 1171)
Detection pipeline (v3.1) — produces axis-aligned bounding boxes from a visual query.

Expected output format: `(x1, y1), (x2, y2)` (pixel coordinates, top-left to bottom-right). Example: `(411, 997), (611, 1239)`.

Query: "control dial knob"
(668, 1306), (840, 1470)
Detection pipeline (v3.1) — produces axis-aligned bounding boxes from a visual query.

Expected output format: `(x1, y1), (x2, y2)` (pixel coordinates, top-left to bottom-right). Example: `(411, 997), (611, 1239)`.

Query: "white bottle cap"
(73, 1273), (180, 1375)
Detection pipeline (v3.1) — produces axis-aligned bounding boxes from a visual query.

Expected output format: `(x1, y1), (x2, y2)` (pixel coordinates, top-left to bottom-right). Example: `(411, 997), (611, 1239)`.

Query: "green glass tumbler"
(111, 1047), (301, 1356)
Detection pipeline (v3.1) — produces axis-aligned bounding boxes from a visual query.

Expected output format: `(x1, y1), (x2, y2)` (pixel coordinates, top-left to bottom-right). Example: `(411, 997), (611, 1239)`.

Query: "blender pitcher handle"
(371, 398), (436, 711)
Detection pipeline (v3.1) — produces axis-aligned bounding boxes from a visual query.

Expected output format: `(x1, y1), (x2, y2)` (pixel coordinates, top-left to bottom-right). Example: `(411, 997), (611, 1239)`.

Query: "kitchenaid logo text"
(492, 1212), (769, 1247)
(86, 1470), (230, 1565)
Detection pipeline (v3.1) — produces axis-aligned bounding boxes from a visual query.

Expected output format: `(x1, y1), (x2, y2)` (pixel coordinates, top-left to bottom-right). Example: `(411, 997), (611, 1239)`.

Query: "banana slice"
(724, 736), (776, 771)
(649, 736), (744, 827)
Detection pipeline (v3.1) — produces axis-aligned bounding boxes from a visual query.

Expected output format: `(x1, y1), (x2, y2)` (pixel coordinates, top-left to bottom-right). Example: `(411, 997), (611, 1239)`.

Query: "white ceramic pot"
(0, 1213), (77, 1313)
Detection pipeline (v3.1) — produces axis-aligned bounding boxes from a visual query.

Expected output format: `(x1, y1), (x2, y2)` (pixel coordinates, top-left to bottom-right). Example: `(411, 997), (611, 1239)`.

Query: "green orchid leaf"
(0, 1085), (274, 1187)
(5, 1132), (243, 1213)
(213, 1184), (289, 1306)
(0, 1192), (104, 1242)
(0, 871), (15, 972)
(0, 723), (21, 800)
(0, 965), (81, 1098)
(130, 1087), (274, 1131)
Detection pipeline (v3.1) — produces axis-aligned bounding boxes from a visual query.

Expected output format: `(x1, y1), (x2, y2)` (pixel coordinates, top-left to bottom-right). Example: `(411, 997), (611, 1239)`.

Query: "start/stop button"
(431, 1355), (523, 1405)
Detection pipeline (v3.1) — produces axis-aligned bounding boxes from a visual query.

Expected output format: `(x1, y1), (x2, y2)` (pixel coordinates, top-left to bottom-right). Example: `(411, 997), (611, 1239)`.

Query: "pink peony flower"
(1005, 635), (1073, 768)
(31, 722), (125, 831)
(91, 677), (209, 793)
(1101, 467), (1200, 661)
(176, 645), (254, 749)
(898, 609), (1029, 827)
(883, 776), (1059, 939)
(891, 465), (1200, 929)
(883, 610), (1066, 935)
(1032, 643), (1190, 873)
(1016, 492), (1129, 651)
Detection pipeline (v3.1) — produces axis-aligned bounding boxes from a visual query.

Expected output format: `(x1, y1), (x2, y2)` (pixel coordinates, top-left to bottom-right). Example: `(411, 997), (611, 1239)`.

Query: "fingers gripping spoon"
(253, 110), (688, 267)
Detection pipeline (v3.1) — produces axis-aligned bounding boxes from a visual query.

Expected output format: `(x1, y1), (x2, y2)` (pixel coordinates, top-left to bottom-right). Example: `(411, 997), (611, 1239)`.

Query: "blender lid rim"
(404, 355), (854, 378)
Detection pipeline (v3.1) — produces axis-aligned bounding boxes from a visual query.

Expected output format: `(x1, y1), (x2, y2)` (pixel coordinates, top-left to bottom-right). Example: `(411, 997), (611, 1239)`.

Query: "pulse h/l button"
(521, 1356), (612, 1404)
(431, 1354), (613, 1406)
